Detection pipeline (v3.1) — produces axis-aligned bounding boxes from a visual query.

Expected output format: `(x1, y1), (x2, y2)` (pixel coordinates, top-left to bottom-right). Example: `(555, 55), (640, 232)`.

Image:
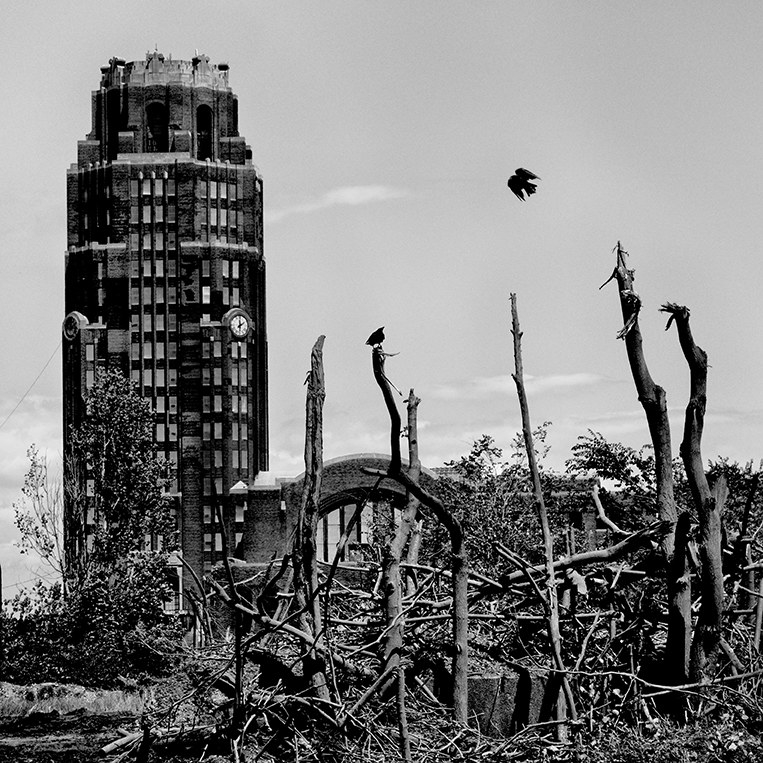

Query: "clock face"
(63, 314), (79, 340)
(230, 313), (250, 339)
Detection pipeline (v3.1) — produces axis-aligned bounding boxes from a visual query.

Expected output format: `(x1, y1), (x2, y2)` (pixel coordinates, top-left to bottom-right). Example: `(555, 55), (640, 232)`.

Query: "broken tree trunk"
(403, 393), (424, 592)
(510, 293), (577, 733)
(367, 345), (469, 724)
(379, 390), (421, 763)
(661, 303), (726, 681)
(292, 335), (332, 705)
(603, 243), (691, 686)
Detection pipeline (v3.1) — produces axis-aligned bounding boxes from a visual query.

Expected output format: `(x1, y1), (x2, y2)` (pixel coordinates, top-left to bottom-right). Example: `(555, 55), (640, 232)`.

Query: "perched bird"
(366, 327), (385, 347)
(507, 168), (540, 201)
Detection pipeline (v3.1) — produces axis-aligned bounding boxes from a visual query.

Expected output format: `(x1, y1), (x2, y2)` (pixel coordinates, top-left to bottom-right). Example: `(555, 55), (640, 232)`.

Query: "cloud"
(265, 185), (410, 223)
(431, 372), (610, 401)
(0, 394), (62, 502)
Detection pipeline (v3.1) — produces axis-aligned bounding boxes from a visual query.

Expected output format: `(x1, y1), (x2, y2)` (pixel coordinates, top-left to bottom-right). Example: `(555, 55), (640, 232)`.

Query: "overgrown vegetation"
(2, 369), (181, 687)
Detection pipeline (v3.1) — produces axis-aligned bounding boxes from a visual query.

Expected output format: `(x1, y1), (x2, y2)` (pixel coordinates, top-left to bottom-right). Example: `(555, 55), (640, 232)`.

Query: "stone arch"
(281, 453), (440, 519)
(240, 453), (442, 564)
(287, 454), (440, 561)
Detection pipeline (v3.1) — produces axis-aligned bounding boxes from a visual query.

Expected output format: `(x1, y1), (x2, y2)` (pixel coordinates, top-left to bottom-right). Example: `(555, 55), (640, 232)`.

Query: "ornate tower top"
(98, 51), (232, 90)
(80, 52), (248, 166)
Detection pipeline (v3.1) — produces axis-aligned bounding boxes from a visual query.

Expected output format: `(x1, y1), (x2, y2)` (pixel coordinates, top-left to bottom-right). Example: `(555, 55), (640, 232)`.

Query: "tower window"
(146, 102), (169, 152)
(197, 105), (213, 160)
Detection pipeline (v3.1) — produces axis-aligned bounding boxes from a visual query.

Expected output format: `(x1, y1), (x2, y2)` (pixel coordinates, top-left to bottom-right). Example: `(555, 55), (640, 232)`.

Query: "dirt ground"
(0, 711), (140, 762)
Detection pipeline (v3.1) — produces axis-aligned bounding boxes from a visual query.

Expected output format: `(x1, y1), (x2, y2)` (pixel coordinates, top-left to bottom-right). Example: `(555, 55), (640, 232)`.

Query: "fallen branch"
(497, 520), (670, 586)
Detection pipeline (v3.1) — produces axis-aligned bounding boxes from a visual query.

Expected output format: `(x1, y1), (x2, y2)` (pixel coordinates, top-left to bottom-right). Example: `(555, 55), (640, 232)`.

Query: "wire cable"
(0, 340), (61, 432)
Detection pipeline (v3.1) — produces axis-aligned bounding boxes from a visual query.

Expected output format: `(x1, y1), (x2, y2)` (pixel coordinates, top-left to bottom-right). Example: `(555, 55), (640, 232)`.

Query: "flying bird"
(507, 168), (540, 201)
(366, 327), (385, 347)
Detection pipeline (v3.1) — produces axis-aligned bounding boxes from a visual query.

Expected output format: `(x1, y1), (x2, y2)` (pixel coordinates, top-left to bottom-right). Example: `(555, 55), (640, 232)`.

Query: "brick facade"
(63, 52), (268, 596)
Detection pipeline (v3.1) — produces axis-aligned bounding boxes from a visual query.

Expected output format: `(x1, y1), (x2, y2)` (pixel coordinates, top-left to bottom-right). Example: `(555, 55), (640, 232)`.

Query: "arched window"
(146, 102), (168, 152)
(197, 105), (213, 160)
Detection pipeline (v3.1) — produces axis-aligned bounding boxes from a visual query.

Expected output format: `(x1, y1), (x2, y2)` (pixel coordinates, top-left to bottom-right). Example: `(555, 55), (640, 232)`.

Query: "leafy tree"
(13, 446), (66, 590)
(4, 369), (182, 686)
(67, 367), (176, 574)
(430, 425), (567, 579)
(565, 429), (659, 531)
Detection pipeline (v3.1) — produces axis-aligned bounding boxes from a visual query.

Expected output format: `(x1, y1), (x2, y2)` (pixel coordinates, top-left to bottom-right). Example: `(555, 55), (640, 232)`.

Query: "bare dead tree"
(365, 345), (470, 724)
(403, 400), (425, 578)
(379, 391), (422, 762)
(661, 302), (726, 680)
(509, 293), (577, 733)
(602, 242), (692, 686)
(292, 335), (332, 705)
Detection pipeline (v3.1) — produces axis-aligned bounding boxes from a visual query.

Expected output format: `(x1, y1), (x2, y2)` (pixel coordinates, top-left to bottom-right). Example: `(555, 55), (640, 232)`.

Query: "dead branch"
(381, 390), (422, 761)
(497, 519), (670, 586)
(210, 483), (246, 750)
(293, 335), (332, 705)
(368, 345), (469, 724)
(604, 242), (690, 688)
(591, 483), (628, 536)
(660, 302), (725, 680)
(510, 293), (577, 730)
(206, 576), (376, 679)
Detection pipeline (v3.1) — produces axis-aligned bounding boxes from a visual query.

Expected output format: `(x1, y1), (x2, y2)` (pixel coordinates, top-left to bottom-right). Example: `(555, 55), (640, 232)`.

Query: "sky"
(1, 1), (762, 595)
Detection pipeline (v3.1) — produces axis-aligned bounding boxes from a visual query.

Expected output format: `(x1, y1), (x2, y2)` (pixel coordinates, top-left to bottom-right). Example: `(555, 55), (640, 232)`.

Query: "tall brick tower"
(63, 52), (268, 598)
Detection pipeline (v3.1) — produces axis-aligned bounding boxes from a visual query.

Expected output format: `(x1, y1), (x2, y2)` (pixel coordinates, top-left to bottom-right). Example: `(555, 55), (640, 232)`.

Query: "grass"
(0, 682), (144, 718)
